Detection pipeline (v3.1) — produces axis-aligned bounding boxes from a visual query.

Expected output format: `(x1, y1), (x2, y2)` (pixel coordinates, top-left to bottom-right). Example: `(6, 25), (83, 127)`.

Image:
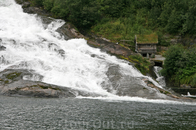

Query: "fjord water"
(0, 95), (196, 130)
(0, 1), (196, 129)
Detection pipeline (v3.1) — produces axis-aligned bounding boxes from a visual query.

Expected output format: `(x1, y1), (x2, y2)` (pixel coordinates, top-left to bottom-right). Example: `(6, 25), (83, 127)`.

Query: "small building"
(135, 34), (158, 57)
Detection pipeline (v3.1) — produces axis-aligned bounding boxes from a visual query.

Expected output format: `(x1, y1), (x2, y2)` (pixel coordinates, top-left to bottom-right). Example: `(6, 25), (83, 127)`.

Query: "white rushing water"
(154, 66), (166, 87)
(0, 0), (174, 102)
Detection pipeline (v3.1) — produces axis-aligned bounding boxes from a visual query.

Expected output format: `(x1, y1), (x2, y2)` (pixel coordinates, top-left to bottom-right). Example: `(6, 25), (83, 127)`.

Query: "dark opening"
(154, 61), (163, 67)
(142, 53), (147, 57)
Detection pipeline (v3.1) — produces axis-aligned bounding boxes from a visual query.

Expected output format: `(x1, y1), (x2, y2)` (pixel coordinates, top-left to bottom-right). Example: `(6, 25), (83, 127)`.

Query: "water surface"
(0, 96), (196, 130)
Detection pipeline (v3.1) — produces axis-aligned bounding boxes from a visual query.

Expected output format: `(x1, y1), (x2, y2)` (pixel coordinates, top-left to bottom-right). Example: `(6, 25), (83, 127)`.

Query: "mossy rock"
(4, 80), (9, 84)
(5, 72), (22, 80)
(38, 85), (60, 90)
(29, 84), (61, 91)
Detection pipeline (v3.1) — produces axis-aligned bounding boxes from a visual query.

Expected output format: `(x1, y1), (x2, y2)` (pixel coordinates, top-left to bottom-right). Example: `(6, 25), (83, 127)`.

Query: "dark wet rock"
(116, 82), (158, 98)
(115, 76), (165, 99)
(103, 65), (167, 99)
(22, 1), (30, 8)
(58, 49), (65, 57)
(38, 16), (54, 29)
(141, 78), (193, 100)
(106, 65), (122, 82)
(0, 69), (103, 98)
(23, 7), (48, 16)
(56, 23), (84, 40)
(103, 65), (194, 100)
(0, 46), (6, 51)
(101, 43), (133, 57)
(86, 38), (134, 60)
(15, 0), (26, 4)
(48, 43), (59, 51)
(48, 43), (65, 57)
(180, 84), (192, 89)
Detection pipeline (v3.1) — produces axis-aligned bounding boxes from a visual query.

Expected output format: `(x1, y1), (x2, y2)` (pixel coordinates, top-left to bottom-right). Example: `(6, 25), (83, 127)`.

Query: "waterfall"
(0, 0), (165, 98)
(153, 66), (166, 87)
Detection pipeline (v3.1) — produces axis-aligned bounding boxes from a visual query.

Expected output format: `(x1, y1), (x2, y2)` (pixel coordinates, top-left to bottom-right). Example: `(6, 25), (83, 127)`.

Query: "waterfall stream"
(153, 66), (166, 87)
(0, 0), (167, 99)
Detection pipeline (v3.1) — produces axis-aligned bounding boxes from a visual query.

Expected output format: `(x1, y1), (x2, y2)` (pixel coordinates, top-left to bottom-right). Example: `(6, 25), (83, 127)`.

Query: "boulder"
(180, 84), (192, 89)
(0, 69), (102, 98)
(56, 23), (83, 40)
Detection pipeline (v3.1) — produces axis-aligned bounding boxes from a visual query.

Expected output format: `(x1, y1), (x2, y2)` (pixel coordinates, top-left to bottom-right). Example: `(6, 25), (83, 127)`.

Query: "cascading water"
(0, 0), (165, 99)
(154, 66), (166, 87)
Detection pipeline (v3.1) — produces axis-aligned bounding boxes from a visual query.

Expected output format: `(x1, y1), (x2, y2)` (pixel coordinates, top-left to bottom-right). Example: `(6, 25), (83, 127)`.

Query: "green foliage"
(191, 74), (196, 87)
(128, 54), (151, 75)
(29, 0), (196, 35)
(43, 0), (54, 11)
(157, 32), (170, 46)
(163, 45), (184, 77)
(30, 0), (43, 7)
(162, 45), (196, 87)
(118, 54), (150, 75)
(42, 0), (101, 28)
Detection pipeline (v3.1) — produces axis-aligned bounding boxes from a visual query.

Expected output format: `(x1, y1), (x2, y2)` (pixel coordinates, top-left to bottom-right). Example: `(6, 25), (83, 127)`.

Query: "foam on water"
(77, 96), (196, 105)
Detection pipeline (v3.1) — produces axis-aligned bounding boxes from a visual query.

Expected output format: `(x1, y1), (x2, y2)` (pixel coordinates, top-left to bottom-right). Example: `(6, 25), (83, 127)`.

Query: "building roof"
(136, 34), (158, 44)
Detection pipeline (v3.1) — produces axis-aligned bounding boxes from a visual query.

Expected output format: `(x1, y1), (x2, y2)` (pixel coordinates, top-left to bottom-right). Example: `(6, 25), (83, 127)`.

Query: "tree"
(162, 45), (183, 77)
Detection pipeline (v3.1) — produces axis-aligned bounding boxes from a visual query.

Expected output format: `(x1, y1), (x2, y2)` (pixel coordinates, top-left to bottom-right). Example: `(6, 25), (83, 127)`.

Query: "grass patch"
(118, 54), (151, 75)
(136, 33), (158, 44)
(160, 90), (171, 95)
(91, 18), (154, 44)
(129, 55), (151, 75)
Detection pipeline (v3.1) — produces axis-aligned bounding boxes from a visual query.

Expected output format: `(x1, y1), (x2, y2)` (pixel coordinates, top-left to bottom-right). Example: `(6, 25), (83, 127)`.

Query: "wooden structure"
(135, 34), (158, 57)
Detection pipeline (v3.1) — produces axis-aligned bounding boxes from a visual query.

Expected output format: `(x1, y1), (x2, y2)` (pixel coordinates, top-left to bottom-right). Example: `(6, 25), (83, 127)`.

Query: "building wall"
(137, 44), (157, 53)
